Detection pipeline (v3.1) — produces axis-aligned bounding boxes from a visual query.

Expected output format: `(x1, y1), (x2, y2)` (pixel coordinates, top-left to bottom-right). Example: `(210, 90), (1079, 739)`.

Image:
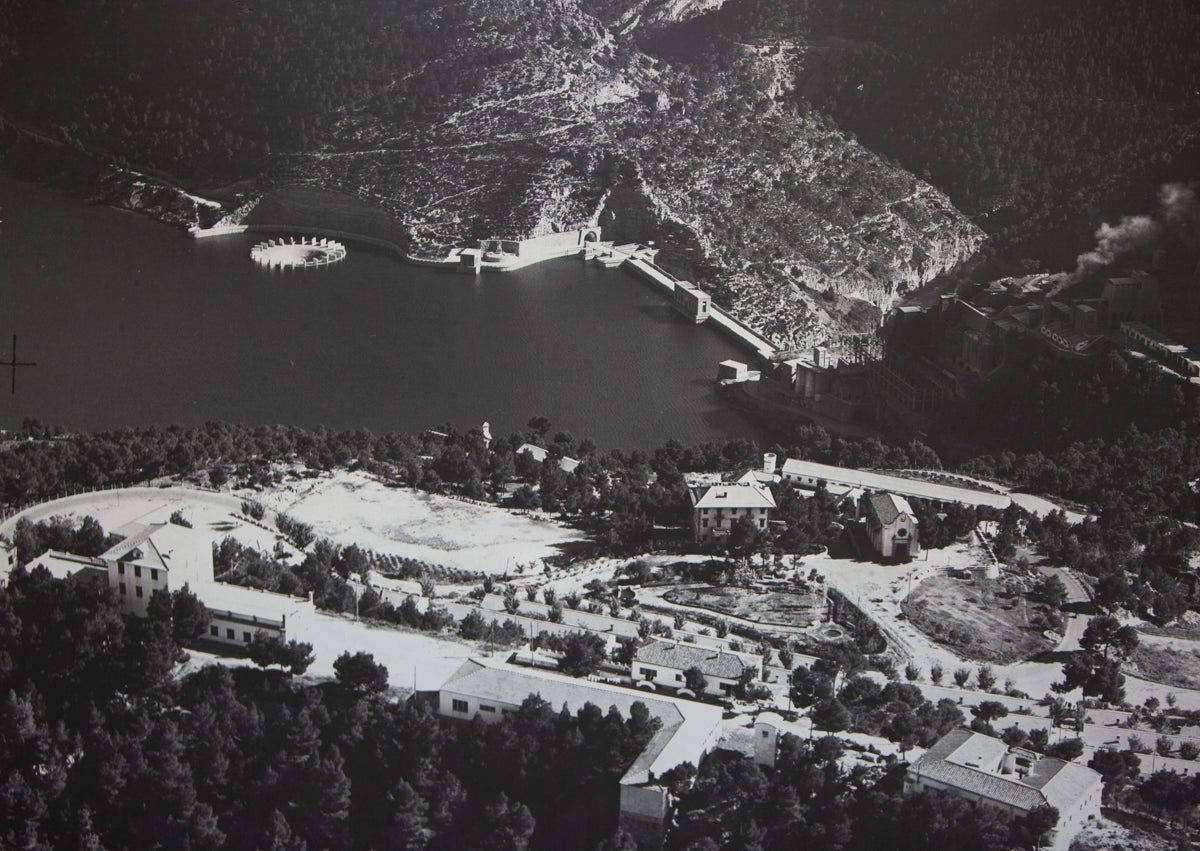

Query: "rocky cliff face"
(582, 0), (730, 33)
(175, 0), (978, 346)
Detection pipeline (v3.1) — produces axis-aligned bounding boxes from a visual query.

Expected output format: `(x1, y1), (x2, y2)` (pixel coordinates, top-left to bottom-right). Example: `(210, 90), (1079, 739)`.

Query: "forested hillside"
(662, 0), (1200, 270)
(0, 0), (982, 341)
(0, 0), (445, 178)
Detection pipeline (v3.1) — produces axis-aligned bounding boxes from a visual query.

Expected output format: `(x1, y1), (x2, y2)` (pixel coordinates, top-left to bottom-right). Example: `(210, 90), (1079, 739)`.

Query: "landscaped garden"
(663, 584), (826, 628)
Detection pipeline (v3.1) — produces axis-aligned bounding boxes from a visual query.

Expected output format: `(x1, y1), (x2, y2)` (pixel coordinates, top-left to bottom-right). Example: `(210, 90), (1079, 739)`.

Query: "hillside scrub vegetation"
(691, 0), (1200, 269)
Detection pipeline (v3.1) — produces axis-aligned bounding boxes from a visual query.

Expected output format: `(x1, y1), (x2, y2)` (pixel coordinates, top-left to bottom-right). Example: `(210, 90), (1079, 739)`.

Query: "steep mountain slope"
(0, 0), (982, 344)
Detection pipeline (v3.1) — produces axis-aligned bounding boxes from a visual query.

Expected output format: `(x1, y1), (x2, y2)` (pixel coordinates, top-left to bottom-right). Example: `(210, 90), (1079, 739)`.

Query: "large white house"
(862, 492), (919, 560)
(905, 729), (1102, 851)
(689, 481), (776, 543)
(437, 657), (724, 848)
(631, 638), (758, 698)
(27, 522), (314, 647)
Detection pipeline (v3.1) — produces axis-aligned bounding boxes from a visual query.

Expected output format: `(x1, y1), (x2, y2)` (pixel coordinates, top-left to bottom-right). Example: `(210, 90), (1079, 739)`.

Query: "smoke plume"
(1159, 182), (1199, 243)
(1072, 181), (1199, 279)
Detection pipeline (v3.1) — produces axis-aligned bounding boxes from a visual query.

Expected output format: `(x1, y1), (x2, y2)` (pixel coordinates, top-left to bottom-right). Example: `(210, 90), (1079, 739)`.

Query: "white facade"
(906, 730), (1102, 851)
(690, 482), (776, 543)
(631, 639), (757, 699)
(863, 492), (919, 560)
(30, 523), (314, 647)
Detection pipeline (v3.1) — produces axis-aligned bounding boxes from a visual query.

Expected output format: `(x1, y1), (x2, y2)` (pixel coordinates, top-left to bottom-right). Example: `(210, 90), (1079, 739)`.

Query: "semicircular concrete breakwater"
(250, 236), (347, 268)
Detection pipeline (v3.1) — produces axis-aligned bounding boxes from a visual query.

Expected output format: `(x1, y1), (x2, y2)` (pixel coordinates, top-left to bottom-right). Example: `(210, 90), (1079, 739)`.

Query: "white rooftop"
(197, 581), (313, 622)
(781, 459), (1010, 510)
(690, 481), (776, 510)
(439, 658), (723, 785)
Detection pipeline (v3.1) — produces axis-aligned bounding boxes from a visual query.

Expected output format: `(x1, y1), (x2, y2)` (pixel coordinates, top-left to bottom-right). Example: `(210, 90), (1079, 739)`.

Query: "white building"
(689, 481), (776, 544)
(905, 729), (1102, 851)
(516, 442), (580, 473)
(862, 492), (919, 560)
(436, 657), (724, 848)
(780, 458), (1012, 511)
(631, 638), (757, 698)
(27, 522), (314, 647)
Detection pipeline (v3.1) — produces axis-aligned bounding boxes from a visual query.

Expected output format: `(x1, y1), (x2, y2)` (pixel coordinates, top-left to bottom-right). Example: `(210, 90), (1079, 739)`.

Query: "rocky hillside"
(270, 0), (981, 344)
(0, 0), (983, 344)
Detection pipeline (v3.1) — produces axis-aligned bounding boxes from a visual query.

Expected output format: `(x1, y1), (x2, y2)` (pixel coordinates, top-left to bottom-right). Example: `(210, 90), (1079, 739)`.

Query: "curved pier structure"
(250, 236), (347, 269)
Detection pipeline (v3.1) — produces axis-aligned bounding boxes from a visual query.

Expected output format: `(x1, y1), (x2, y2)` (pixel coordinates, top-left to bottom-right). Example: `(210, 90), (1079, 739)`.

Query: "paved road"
(0, 485), (257, 538)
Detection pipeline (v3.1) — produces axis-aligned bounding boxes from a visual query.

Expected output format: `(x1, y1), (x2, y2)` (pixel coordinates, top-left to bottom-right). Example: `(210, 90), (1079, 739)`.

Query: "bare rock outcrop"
(262, 0), (983, 344)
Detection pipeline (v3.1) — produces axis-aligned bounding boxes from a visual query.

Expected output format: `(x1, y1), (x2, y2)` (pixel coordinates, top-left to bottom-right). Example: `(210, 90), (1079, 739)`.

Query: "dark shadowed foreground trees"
(0, 566), (666, 850)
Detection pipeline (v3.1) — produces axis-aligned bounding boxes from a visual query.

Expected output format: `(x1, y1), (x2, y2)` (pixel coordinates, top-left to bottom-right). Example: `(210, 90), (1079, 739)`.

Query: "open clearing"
(901, 576), (1054, 664)
(1130, 644), (1200, 690)
(255, 471), (586, 573)
(663, 585), (826, 627)
(0, 487), (288, 555)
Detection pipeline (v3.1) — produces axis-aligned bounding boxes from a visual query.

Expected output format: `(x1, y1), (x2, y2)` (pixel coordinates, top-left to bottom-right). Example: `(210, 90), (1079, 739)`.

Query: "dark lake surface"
(0, 175), (769, 449)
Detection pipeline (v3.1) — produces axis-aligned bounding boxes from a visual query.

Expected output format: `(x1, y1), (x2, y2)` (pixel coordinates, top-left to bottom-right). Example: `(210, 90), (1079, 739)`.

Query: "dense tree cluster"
(0, 0), (483, 181)
(10, 514), (111, 565)
(667, 739), (1058, 850)
(937, 345), (1199, 456)
(0, 566), (663, 849)
(1024, 507), (1198, 621)
(706, 0), (1200, 266)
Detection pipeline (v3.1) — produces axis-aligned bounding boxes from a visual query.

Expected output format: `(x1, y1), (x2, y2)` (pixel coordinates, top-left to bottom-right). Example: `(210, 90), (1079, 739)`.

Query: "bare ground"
(901, 576), (1054, 664)
(1129, 644), (1200, 691)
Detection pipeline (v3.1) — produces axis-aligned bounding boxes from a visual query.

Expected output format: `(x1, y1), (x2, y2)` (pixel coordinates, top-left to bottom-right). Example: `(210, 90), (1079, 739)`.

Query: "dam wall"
(625, 256), (778, 361)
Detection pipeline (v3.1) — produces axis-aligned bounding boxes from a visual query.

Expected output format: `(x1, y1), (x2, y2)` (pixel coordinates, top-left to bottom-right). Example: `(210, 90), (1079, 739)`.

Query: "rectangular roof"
(781, 459), (1010, 510)
(635, 638), (753, 680)
(28, 550), (108, 582)
(910, 729), (1100, 814)
(197, 581), (313, 621)
(439, 658), (723, 785)
(690, 482), (777, 510)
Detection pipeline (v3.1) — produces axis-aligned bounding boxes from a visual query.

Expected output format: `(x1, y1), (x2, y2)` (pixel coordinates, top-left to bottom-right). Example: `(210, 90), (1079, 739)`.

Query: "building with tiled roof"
(905, 729), (1102, 851)
(862, 492), (919, 560)
(28, 523), (314, 648)
(516, 443), (580, 473)
(436, 657), (723, 847)
(632, 638), (758, 698)
(689, 481), (776, 543)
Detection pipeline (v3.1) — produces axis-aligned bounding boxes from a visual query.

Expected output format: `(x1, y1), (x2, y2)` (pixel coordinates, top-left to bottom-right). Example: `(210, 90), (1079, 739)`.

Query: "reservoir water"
(0, 175), (769, 449)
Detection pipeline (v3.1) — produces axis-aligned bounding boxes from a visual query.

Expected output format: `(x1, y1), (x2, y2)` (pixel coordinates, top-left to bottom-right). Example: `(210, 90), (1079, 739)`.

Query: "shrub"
(953, 667), (972, 687)
(1126, 734), (1151, 754)
(1155, 735), (1173, 757)
(929, 664), (944, 684)
(977, 665), (996, 691)
(240, 499), (265, 521)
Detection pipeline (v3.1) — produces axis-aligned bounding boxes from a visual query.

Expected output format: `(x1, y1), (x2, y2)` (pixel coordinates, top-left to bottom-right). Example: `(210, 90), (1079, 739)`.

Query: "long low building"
(437, 658), (724, 848)
(780, 458), (1013, 511)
